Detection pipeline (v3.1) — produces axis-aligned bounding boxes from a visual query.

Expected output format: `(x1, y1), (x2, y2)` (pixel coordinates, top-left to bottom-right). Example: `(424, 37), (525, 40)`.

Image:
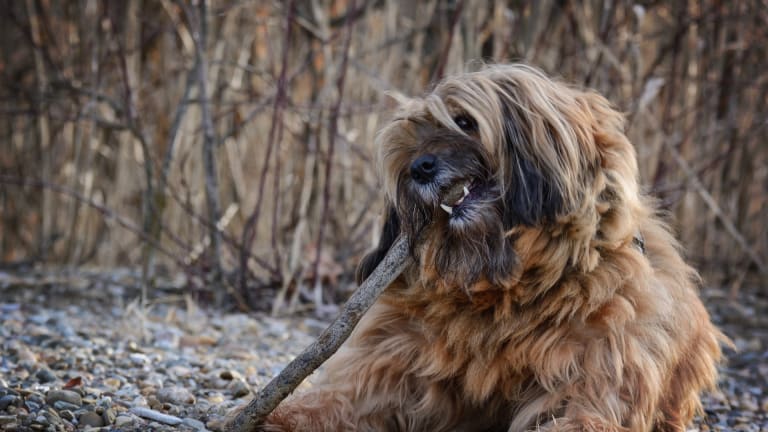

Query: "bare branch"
(187, 0), (224, 296)
(664, 141), (767, 275)
(239, 0), (296, 297)
(311, 0), (357, 304)
(225, 235), (410, 432)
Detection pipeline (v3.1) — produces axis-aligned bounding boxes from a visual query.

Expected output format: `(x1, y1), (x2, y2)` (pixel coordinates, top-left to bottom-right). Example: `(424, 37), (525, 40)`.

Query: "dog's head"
(357, 64), (643, 291)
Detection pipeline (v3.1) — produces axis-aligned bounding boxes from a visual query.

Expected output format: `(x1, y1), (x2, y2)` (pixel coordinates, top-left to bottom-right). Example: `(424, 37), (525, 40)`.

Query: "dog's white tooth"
(463, 185), (470, 197)
(440, 203), (454, 215)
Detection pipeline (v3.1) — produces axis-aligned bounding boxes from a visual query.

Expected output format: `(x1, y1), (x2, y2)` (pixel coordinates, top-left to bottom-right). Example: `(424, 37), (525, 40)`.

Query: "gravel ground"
(0, 268), (766, 431)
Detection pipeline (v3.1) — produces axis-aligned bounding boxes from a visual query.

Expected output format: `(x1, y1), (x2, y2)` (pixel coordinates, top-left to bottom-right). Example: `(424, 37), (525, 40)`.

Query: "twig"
(664, 141), (767, 275)
(239, 0), (296, 297)
(311, 0), (356, 306)
(225, 235), (410, 432)
(188, 0), (224, 299)
(432, 0), (464, 83)
(25, 0), (52, 261)
(147, 3), (201, 291)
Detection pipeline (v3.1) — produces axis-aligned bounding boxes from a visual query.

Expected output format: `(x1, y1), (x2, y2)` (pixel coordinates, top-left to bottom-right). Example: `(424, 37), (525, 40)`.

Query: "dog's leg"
(259, 386), (361, 432)
(532, 417), (626, 432)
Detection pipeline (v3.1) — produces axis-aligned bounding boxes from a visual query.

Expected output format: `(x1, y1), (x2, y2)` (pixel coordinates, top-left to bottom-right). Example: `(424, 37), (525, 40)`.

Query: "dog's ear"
(503, 154), (562, 227)
(355, 205), (401, 285)
(501, 112), (563, 227)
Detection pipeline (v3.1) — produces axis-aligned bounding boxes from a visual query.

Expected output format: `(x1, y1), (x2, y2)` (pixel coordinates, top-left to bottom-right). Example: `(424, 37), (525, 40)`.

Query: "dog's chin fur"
(257, 64), (727, 432)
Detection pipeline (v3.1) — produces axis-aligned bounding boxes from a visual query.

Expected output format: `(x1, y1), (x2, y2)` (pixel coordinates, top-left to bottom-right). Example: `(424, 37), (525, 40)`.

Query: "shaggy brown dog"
(262, 64), (725, 431)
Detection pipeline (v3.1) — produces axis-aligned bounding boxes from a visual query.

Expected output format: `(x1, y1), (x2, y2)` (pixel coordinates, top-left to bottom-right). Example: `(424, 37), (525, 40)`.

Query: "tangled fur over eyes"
(260, 64), (727, 432)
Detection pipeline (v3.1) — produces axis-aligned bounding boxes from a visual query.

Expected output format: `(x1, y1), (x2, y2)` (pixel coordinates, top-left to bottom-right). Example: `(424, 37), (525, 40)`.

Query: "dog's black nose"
(410, 154), (438, 184)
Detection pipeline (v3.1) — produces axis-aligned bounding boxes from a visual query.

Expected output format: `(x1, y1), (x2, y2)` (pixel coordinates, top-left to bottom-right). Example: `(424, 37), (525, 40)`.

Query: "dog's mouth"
(438, 180), (487, 219)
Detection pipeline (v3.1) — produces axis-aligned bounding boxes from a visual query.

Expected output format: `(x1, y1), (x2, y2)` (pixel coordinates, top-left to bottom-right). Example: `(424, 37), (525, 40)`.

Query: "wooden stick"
(225, 235), (410, 432)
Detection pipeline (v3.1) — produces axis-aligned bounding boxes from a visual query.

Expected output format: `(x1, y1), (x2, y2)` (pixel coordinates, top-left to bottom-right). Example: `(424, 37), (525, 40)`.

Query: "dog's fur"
(262, 64), (725, 431)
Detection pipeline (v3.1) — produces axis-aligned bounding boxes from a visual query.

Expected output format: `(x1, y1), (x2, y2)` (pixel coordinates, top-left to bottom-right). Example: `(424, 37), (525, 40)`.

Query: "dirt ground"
(0, 268), (766, 431)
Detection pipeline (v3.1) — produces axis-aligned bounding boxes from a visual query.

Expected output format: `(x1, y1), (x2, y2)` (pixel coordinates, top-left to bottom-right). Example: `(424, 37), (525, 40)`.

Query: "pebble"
(35, 368), (57, 383)
(52, 400), (80, 411)
(102, 407), (117, 424)
(46, 389), (82, 407)
(226, 378), (251, 398)
(182, 417), (208, 430)
(0, 395), (19, 410)
(157, 386), (196, 405)
(78, 410), (104, 427)
(130, 407), (183, 425)
(114, 415), (134, 427)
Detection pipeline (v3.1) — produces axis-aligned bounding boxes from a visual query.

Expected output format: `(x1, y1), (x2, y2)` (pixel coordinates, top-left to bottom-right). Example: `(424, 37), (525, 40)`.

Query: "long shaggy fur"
(261, 64), (726, 431)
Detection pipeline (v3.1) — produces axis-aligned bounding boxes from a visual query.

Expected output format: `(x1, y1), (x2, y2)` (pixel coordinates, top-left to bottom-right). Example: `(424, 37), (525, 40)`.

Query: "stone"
(78, 411), (104, 428)
(102, 407), (116, 425)
(35, 369), (57, 383)
(114, 415), (133, 427)
(157, 386), (196, 405)
(226, 379), (250, 398)
(182, 417), (207, 431)
(0, 395), (19, 410)
(45, 390), (82, 407)
(129, 407), (182, 426)
(52, 400), (80, 411)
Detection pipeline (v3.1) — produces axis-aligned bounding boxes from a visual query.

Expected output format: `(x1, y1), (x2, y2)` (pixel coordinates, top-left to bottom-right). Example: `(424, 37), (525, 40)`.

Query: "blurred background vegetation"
(1, 0), (766, 312)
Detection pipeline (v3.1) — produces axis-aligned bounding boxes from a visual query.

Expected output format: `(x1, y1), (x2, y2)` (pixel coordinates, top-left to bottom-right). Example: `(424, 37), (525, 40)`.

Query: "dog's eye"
(453, 114), (477, 132)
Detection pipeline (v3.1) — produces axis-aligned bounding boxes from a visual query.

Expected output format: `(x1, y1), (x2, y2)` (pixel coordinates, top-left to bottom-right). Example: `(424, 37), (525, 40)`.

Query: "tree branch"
(224, 235), (410, 432)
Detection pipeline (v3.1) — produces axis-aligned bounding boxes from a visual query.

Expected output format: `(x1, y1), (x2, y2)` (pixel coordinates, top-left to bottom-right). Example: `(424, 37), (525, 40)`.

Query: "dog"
(261, 64), (726, 431)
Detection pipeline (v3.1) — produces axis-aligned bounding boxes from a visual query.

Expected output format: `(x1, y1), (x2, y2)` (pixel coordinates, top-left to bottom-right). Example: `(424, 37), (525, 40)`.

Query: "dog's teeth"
(463, 186), (470, 197)
(440, 203), (453, 215)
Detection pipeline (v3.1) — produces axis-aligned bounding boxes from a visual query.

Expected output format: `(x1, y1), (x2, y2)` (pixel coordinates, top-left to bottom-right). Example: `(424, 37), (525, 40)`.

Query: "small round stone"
(0, 395), (19, 410)
(156, 386), (196, 405)
(114, 415), (133, 427)
(35, 369), (57, 383)
(45, 390), (82, 407)
(78, 411), (104, 428)
(226, 379), (250, 398)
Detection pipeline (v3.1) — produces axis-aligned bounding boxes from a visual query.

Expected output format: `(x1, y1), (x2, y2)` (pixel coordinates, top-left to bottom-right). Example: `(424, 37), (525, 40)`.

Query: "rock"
(0, 395), (19, 410)
(219, 370), (241, 381)
(78, 411), (104, 428)
(52, 400), (80, 411)
(207, 393), (225, 404)
(157, 386), (196, 405)
(24, 399), (40, 412)
(129, 353), (150, 365)
(102, 377), (122, 390)
(45, 389), (82, 407)
(226, 379), (250, 398)
(102, 407), (116, 425)
(114, 415), (133, 427)
(182, 417), (207, 431)
(129, 407), (182, 426)
(35, 368), (57, 383)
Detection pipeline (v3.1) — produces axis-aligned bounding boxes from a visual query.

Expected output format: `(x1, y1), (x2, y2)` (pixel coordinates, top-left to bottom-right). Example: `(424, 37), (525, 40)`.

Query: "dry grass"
(0, 0), (766, 310)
